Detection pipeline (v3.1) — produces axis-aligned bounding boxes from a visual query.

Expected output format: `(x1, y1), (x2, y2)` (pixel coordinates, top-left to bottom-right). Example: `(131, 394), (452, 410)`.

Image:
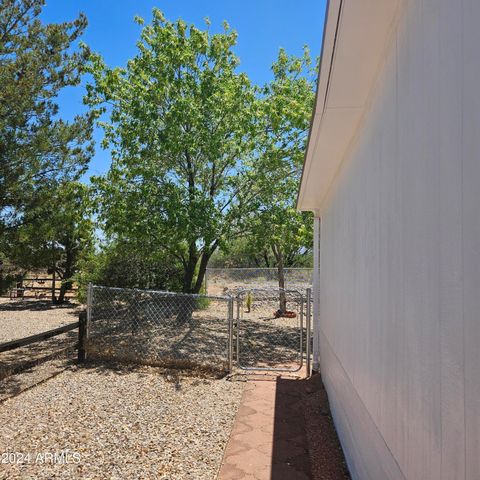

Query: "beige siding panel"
(319, 333), (406, 480)
(463, 1), (480, 478)
(318, 0), (474, 478)
(438, 0), (465, 479)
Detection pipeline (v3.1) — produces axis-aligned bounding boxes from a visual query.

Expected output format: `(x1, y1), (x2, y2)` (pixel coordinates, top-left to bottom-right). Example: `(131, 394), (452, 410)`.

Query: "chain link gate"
(231, 288), (311, 374)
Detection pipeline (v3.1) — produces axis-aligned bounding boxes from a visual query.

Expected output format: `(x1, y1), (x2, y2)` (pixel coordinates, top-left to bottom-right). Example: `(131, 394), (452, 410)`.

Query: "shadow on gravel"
(77, 358), (227, 382)
(0, 330), (78, 379)
(0, 299), (79, 313)
(0, 356), (77, 402)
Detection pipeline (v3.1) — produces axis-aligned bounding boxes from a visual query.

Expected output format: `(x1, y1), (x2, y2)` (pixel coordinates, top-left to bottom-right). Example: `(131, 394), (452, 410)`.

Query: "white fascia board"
(297, 0), (404, 213)
(297, 0), (342, 215)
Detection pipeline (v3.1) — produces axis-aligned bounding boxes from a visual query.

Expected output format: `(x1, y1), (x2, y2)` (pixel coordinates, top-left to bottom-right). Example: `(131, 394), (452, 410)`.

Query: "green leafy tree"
(248, 202), (313, 312)
(85, 10), (258, 293)
(0, 0), (93, 234)
(248, 48), (315, 312)
(77, 240), (184, 296)
(208, 237), (273, 268)
(9, 182), (94, 303)
(210, 231), (313, 268)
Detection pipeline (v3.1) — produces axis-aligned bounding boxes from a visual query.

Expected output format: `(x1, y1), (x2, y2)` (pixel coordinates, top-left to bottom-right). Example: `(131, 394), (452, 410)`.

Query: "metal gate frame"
(231, 288), (311, 374)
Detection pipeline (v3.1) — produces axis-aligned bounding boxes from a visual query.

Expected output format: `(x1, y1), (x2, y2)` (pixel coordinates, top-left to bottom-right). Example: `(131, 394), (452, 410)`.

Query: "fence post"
(228, 296), (234, 372)
(78, 311), (87, 362)
(79, 282), (93, 363)
(236, 295), (241, 363)
(306, 288), (312, 377)
(87, 282), (93, 324)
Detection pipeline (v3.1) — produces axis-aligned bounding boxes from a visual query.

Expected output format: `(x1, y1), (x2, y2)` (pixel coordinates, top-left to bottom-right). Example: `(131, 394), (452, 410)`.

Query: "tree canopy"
(0, 0), (94, 301)
(0, 0), (93, 232)
(84, 10), (316, 294)
(245, 49), (315, 309)
(86, 10), (261, 293)
(0, 5), (315, 299)
(9, 181), (94, 302)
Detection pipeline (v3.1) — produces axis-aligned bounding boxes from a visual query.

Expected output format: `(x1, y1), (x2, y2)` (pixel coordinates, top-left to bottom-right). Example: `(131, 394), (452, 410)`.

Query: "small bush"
(195, 285), (211, 310)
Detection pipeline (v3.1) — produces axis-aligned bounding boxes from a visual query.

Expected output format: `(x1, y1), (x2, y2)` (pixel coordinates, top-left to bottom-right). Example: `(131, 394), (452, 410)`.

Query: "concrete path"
(217, 371), (351, 480)
(217, 372), (312, 480)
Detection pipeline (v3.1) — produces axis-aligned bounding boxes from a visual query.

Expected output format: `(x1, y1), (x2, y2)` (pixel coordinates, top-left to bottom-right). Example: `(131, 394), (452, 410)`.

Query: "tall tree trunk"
(179, 241), (218, 324)
(57, 243), (74, 304)
(263, 250), (271, 268)
(58, 282), (66, 304)
(193, 253), (209, 294)
(182, 243), (198, 293)
(178, 243), (198, 323)
(272, 243), (287, 313)
(58, 278), (73, 304)
(51, 241), (57, 304)
(57, 271), (73, 304)
(192, 242), (218, 294)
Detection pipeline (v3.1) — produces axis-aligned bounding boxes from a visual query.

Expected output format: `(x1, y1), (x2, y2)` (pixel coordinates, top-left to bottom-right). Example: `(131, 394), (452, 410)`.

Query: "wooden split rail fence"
(0, 311), (89, 375)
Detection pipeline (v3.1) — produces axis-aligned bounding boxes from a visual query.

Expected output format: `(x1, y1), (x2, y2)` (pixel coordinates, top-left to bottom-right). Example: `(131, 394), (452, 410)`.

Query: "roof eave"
(296, 0), (342, 214)
(297, 0), (406, 213)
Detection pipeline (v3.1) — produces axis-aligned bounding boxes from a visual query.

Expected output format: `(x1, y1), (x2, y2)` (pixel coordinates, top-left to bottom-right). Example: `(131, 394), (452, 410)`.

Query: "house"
(297, 1), (480, 479)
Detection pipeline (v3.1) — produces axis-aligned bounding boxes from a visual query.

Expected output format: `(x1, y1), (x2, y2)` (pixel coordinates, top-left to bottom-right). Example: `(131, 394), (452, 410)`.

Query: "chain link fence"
(235, 288), (306, 372)
(205, 268), (313, 296)
(87, 285), (232, 373)
(85, 284), (313, 375)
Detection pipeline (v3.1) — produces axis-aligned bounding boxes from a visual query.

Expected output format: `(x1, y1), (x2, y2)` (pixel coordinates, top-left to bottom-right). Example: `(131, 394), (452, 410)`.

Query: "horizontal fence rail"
(0, 315), (83, 385)
(0, 321), (79, 354)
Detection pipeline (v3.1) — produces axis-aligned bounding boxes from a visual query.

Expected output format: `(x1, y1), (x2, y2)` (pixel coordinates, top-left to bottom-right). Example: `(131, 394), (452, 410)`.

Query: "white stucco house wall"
(297, 1), (480, 479)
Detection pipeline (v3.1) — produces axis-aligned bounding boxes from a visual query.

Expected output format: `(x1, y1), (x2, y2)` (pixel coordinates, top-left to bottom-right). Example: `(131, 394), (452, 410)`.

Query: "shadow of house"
(270, 375), (350, 479)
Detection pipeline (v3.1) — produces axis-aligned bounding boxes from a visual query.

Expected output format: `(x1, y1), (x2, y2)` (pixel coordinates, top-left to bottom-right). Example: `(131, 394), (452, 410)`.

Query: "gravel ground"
(0, 357), (74, 403)
(0, 298), (81, 343)
(0, 364), (244, 479)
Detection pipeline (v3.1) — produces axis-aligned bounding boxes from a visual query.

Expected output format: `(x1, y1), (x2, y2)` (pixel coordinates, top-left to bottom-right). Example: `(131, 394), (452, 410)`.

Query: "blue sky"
(41, 0), (327, 178)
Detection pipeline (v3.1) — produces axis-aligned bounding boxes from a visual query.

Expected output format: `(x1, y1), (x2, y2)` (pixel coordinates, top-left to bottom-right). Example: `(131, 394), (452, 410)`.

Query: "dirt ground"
(206, 277), (312, 297)
(0, 298), (81, 343)
(304, 374), (351, 479)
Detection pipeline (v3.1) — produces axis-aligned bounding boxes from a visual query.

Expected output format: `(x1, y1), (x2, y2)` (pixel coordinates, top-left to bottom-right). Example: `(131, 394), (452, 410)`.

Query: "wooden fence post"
(78, 311), (87, 362)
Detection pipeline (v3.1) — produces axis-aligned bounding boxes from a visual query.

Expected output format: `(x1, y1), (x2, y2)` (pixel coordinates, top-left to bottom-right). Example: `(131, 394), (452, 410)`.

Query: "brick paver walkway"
(218, 372), (312, 480)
